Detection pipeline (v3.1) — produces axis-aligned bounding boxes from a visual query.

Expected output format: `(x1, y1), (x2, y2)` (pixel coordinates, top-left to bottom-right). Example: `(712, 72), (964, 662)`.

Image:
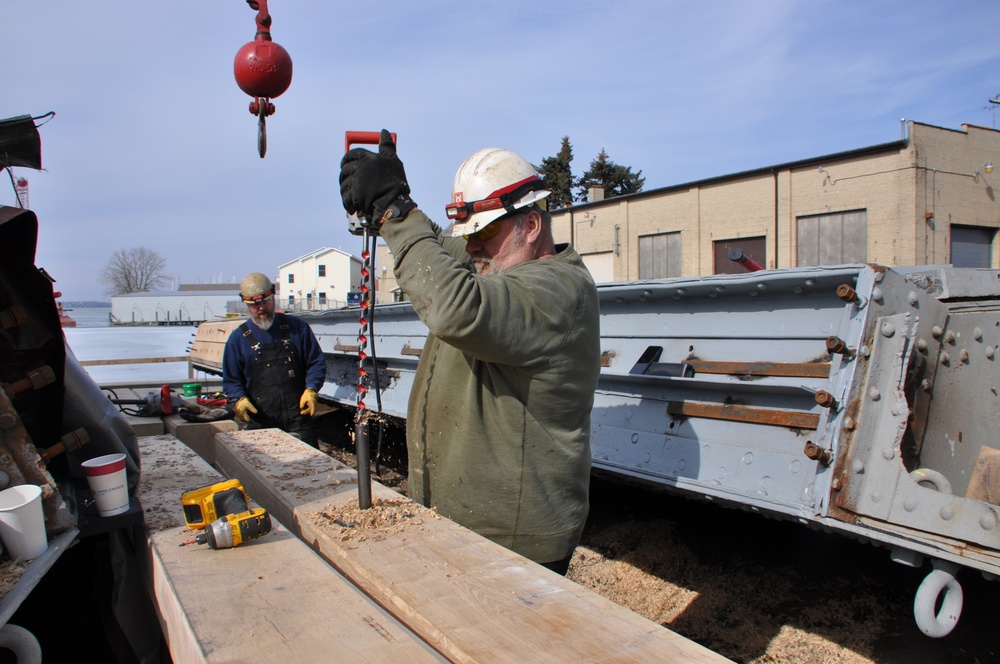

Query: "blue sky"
(4, 1), (999, 301)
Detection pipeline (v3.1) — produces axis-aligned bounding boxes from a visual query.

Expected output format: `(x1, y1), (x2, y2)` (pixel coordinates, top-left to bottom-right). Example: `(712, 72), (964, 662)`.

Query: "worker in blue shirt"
(222, 272), (327, 447)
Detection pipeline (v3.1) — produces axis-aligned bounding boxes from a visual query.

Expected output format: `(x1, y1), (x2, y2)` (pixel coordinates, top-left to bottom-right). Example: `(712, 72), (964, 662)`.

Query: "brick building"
(551, 120), (999, 282)
(373, 120), (998, 303)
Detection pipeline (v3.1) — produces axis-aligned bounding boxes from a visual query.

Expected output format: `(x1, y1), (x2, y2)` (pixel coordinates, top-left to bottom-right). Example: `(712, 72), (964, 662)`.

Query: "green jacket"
(380, 210), (601, 564)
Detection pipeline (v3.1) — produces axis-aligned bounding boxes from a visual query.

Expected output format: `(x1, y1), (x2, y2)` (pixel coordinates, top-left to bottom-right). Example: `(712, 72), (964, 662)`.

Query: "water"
(66, 306), (112, 328)
(61, 307), (213, 384)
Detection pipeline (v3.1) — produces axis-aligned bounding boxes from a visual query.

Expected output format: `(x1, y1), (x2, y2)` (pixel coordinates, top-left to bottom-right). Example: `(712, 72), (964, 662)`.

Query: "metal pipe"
(355, 418), (372, 509)
(727, 248), (764, 272)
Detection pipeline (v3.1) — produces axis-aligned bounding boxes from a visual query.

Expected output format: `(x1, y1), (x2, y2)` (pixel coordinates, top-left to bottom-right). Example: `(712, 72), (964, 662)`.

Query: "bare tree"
(100, 247), (169, 296)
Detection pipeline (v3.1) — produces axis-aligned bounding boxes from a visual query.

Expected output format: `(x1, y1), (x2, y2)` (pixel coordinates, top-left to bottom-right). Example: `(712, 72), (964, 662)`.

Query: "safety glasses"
(462, 221), (504, 243)
(242, 292), (275, 307)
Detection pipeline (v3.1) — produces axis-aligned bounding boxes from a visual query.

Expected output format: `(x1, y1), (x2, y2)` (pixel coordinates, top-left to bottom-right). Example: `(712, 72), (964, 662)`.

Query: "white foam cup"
(81, 453), (130, 517)
(0, 484), (48, 560)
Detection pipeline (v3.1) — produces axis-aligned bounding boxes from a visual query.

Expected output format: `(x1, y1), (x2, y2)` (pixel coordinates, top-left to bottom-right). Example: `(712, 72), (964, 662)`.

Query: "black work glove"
(179, 404), (235, 423)
(340, 129), (417, 229)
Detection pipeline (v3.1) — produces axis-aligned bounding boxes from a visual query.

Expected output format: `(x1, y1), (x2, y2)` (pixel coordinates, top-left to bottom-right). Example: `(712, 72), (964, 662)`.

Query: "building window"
(318, 265), (326, 277)
(288, 273), (295, 284)
(951, 225), (995, 268)
(287, 295), (294, 305)
(797, 210), (867, 266)
(639, 232), (681, 279)
(319, 292), (327, 304)
(714, 236), (766, 274)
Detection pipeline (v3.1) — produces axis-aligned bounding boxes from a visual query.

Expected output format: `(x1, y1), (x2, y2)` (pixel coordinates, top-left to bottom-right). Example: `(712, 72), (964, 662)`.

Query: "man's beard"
(253, 311), (275, 330)
(470, 255), (505, 276)
(469, 225), (521, 275)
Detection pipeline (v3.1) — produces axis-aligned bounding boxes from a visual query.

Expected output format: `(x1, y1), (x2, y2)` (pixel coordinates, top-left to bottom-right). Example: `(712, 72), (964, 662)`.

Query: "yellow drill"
(191, 508), (272, 549)
(181, 479), (249, 529)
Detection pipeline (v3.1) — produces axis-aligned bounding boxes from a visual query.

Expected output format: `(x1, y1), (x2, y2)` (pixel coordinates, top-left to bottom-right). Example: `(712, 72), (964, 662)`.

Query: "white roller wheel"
(913, 567), (963, 638)
(0, 623), (42, 663)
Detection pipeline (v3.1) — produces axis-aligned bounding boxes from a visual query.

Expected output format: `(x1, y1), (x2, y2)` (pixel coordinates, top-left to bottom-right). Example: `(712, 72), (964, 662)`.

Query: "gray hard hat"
(240, 272), (275, 303)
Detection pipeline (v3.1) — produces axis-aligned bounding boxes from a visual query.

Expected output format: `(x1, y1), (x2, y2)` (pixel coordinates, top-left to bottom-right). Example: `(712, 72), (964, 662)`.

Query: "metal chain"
(356, 229), (374, 424)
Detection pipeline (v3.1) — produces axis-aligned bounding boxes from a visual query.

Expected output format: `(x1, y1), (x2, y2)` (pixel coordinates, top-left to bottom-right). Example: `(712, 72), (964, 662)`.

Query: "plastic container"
(182, 383), (202, 398)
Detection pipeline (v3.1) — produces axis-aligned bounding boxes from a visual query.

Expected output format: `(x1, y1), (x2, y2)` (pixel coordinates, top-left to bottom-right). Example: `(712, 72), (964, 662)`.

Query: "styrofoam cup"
(82, 453), (129, 517)
(0, 484), (48, 560)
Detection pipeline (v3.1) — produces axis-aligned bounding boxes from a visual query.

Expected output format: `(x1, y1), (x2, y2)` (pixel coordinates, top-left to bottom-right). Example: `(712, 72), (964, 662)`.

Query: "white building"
(276, 247), (362, 311)
(110, 284), (242, 326)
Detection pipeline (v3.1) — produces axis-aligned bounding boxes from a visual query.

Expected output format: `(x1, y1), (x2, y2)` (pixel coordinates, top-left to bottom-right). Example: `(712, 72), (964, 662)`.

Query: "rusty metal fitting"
(2, 365), (56, 398)
(826, 336), (847, 354)
(836, 284), (859, 303)
(825, 336), (855, 359)
(804, 441), (831, 466)
(815, 390), (837, 409)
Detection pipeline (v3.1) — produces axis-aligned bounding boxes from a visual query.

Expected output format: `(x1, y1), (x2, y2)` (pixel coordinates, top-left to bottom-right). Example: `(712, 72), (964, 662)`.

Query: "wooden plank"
(215, 429), (733, 664)
(135, 434), (446, 663)
(188, 319), (242, 374)
(163, 415), (238, 466)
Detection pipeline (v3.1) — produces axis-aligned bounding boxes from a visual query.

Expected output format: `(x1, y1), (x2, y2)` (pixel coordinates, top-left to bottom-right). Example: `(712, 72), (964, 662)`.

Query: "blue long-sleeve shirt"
(221, 314), (327, 400)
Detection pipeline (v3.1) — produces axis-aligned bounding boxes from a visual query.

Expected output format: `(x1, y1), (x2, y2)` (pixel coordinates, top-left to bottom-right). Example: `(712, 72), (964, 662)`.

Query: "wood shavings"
(311, 497), (439, 542)
(0, 558), (28, 598)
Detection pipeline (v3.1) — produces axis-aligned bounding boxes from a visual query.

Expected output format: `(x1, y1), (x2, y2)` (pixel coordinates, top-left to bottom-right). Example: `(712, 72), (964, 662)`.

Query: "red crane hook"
(233, 0), (293, 158)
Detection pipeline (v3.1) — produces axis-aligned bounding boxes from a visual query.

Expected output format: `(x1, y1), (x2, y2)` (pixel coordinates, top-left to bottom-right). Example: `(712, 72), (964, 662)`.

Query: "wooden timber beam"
(136, 433), (446, 663)
(214, 429), (733, 664)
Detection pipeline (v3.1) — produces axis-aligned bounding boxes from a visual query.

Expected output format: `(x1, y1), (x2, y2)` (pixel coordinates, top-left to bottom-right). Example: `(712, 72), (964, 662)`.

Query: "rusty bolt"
(837, 284), (859, 303)
(826, 336), (846, 354)
(815, 390), (837, 408)
(803, 442), (831, 466)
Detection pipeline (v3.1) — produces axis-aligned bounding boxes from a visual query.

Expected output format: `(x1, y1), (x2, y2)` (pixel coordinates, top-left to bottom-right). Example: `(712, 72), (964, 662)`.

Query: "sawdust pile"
(567, 517), (887, 664)
(312, 496), (440, 542)
(565, 477), (996, 664)
(0, 558), (28, 598)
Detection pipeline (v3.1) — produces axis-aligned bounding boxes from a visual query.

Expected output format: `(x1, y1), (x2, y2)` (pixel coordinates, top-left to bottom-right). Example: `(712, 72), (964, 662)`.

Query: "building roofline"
(112, 290), (241, 298)
(560, 138), (910, 212)
(279, 246), (358, 268)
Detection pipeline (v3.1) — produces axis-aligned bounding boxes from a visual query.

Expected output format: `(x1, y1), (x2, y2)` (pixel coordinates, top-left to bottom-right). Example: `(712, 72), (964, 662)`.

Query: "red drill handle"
(344, 131), (397, 154)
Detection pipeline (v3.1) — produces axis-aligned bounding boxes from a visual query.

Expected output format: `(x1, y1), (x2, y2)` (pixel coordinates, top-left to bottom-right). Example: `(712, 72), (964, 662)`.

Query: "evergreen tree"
(539, 136), (574, 210)
(576, 149), (645, 202)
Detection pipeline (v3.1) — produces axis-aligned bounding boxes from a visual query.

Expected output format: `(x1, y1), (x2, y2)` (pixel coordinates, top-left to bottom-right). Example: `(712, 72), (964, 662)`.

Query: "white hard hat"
(445, 148), (551, 238)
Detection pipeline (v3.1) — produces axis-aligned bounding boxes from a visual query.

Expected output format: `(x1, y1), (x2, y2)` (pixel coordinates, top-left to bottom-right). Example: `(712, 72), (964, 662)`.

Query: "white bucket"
(0, 484), (48, 560)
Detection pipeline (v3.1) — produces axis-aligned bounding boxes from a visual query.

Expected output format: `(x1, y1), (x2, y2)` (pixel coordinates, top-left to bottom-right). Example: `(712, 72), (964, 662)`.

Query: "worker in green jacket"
(340, 131), (601, 575)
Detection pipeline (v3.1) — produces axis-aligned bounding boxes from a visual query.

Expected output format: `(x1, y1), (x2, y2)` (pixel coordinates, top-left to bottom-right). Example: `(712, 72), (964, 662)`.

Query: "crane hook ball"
(234, 39), (293, 100)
